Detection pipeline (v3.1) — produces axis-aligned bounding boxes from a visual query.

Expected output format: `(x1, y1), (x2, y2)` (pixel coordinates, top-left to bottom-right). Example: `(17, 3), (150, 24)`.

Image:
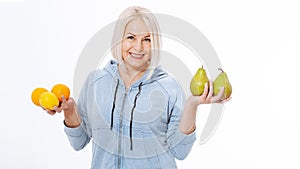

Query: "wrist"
(64, 113), (80, 128)
(187, 96), (199, 108)
(179, 125), (196, 135)
(64, 120), (80, 128)
(64, 119), (80, 128)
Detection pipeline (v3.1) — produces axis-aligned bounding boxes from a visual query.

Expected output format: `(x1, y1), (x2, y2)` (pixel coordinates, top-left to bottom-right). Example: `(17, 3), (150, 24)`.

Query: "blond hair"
(111, 6), (162, 79)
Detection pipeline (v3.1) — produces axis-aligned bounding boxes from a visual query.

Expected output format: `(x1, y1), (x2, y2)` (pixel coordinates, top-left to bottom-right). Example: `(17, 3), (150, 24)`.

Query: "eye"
(126, 36), (135, 40)
(144, 38), (151, 42)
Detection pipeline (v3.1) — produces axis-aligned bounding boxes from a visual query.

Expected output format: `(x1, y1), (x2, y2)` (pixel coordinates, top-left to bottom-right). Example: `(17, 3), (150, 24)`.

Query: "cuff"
(172, 127), (196, 145)
(64, 121), (85, 137)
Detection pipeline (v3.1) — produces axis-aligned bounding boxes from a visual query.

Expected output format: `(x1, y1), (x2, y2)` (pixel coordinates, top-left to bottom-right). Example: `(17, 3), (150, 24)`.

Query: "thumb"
(61, 95), (67, 103)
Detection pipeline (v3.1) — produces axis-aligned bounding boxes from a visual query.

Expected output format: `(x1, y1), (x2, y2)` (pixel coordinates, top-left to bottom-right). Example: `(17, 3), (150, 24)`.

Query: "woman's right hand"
(45, 96), (81, 128)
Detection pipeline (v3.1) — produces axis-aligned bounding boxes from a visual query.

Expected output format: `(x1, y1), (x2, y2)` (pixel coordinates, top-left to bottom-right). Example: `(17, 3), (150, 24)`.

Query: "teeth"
(130, 52), (144, 58)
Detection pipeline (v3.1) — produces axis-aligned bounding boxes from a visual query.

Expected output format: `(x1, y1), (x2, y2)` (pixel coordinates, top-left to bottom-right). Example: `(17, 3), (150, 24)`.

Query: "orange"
(39, 92), (59, 110)
(31, 87), (48, 106)
(51, 84), (70, 102)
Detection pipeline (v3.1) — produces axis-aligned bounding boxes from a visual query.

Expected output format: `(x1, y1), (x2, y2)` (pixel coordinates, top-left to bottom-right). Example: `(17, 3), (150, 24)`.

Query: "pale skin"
(46, 18), (231, 134)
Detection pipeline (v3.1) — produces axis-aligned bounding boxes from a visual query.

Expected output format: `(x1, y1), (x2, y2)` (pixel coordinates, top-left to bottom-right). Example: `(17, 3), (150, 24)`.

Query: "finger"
(202, 82), (209, 98)
(46, 109), (56, 115)
(207, 80), (213, 98)
(212, 87), (225, 102)
(54, 106), (62, 113)
(61, 95), (67, 103)
(206, 80), (213, 103)
(220, 97), (232, 104)
(42, 107), (54, 114)
(68, 97), (74, 102)
(217, 87), (225, 100)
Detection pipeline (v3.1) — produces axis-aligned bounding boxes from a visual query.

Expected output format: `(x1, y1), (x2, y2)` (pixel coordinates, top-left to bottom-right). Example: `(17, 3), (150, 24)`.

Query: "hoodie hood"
(103, 60), (168, 88)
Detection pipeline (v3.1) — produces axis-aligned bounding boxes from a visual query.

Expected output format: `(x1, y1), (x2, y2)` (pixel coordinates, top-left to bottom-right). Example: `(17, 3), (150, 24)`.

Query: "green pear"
(213, 68), (232, 100)
(190, 66), (209, 96)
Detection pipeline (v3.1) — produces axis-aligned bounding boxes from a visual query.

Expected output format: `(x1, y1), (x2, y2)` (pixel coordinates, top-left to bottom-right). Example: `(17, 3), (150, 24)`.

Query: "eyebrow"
(126, 32), (136, 36)
(126, 32), (150, 37)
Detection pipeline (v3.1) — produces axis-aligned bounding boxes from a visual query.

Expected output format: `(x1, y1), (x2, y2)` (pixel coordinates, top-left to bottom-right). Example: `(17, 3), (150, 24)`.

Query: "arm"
(167, 80), (230, 160)
(50, 74), (93, 151)
(61, 96), (91, 151)
(47, 95), (91, 151)
(179, 81), (230, 134)
(165, 80), (196, 160)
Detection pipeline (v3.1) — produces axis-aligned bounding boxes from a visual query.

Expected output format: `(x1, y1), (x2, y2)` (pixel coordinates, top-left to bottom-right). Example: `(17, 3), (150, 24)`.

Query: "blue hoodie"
(64, 60), (196, 169)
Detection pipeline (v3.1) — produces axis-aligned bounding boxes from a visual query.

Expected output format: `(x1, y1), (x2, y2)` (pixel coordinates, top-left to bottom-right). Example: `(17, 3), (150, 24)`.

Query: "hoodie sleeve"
(64, 72), (93, 151)
(166, 79), (196, 160)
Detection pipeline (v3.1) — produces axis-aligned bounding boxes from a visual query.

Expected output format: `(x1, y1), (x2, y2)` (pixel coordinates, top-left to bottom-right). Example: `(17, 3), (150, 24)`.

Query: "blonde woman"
(46, 6), (229, 169)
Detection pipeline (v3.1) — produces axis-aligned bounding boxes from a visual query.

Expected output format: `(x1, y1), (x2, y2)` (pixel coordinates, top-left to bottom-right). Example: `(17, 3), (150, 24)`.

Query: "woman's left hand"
(188, 80), (231, 106)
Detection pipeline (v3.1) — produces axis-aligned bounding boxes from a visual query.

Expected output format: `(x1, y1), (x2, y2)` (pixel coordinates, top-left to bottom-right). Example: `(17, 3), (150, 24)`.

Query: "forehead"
(124, 18), (150, 35)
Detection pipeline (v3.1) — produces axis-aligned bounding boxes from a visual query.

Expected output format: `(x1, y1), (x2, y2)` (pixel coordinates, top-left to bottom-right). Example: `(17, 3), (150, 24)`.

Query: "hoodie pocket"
(91, 127), (119, 156)
(123, 126), (162, 169)
(142, 130), (161, 169)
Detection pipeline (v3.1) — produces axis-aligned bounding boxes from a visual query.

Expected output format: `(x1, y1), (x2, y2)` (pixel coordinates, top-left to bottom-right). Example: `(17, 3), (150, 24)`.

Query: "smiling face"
(121, 18), (151, 73)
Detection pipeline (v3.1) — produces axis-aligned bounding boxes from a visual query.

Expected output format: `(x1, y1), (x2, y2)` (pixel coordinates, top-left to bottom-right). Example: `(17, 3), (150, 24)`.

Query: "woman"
(47, 6), (229, 169)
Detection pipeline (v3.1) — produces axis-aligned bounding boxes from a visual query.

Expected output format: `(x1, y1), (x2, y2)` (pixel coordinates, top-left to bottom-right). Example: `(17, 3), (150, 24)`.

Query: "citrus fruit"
(51, 84), (70, 102)
(39, 92), (60, 110)
(31, 87), (48, 106)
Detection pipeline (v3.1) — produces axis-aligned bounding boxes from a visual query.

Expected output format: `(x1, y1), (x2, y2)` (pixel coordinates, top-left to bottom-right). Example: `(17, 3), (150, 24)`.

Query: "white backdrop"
(1, 0), (300, 168)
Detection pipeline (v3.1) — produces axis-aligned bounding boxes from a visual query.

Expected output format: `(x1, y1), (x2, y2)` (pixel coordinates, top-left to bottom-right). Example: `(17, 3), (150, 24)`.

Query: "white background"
(1, 0), (300, 168)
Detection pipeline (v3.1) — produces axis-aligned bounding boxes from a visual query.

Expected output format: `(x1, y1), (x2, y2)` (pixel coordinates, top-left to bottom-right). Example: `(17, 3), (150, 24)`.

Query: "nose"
(133, 39), (143, 52)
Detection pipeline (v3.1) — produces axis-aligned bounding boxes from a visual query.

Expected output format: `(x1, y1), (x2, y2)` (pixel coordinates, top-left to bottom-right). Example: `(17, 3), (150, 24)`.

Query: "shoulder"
(85, 60), (118, 86)
(154, 72), (183, 99)
(85, 69), (110, 87)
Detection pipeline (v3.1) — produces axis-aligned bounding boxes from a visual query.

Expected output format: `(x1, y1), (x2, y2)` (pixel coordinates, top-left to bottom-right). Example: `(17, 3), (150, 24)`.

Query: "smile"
(129, 52), (144, 59)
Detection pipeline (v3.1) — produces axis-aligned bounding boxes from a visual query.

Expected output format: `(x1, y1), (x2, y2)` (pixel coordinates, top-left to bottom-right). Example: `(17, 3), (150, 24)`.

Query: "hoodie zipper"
(117, 87), (129, 169)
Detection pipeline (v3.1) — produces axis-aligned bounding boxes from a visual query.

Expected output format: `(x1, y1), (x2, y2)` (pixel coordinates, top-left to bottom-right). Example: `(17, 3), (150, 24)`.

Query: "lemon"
(39, 92), (59, 110)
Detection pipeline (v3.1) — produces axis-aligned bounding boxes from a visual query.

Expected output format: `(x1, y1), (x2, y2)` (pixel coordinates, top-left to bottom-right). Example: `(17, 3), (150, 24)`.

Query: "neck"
(118, 64), (146, 89)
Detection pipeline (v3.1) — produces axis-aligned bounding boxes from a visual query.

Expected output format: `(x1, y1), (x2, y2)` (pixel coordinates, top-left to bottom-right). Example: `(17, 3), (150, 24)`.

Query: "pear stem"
(218, 68), (224, 73)
(201, 65), (203, 69)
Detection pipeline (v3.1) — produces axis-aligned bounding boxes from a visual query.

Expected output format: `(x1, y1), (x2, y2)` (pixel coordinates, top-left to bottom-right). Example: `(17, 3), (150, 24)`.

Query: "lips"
(129, 52), (144, 59)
